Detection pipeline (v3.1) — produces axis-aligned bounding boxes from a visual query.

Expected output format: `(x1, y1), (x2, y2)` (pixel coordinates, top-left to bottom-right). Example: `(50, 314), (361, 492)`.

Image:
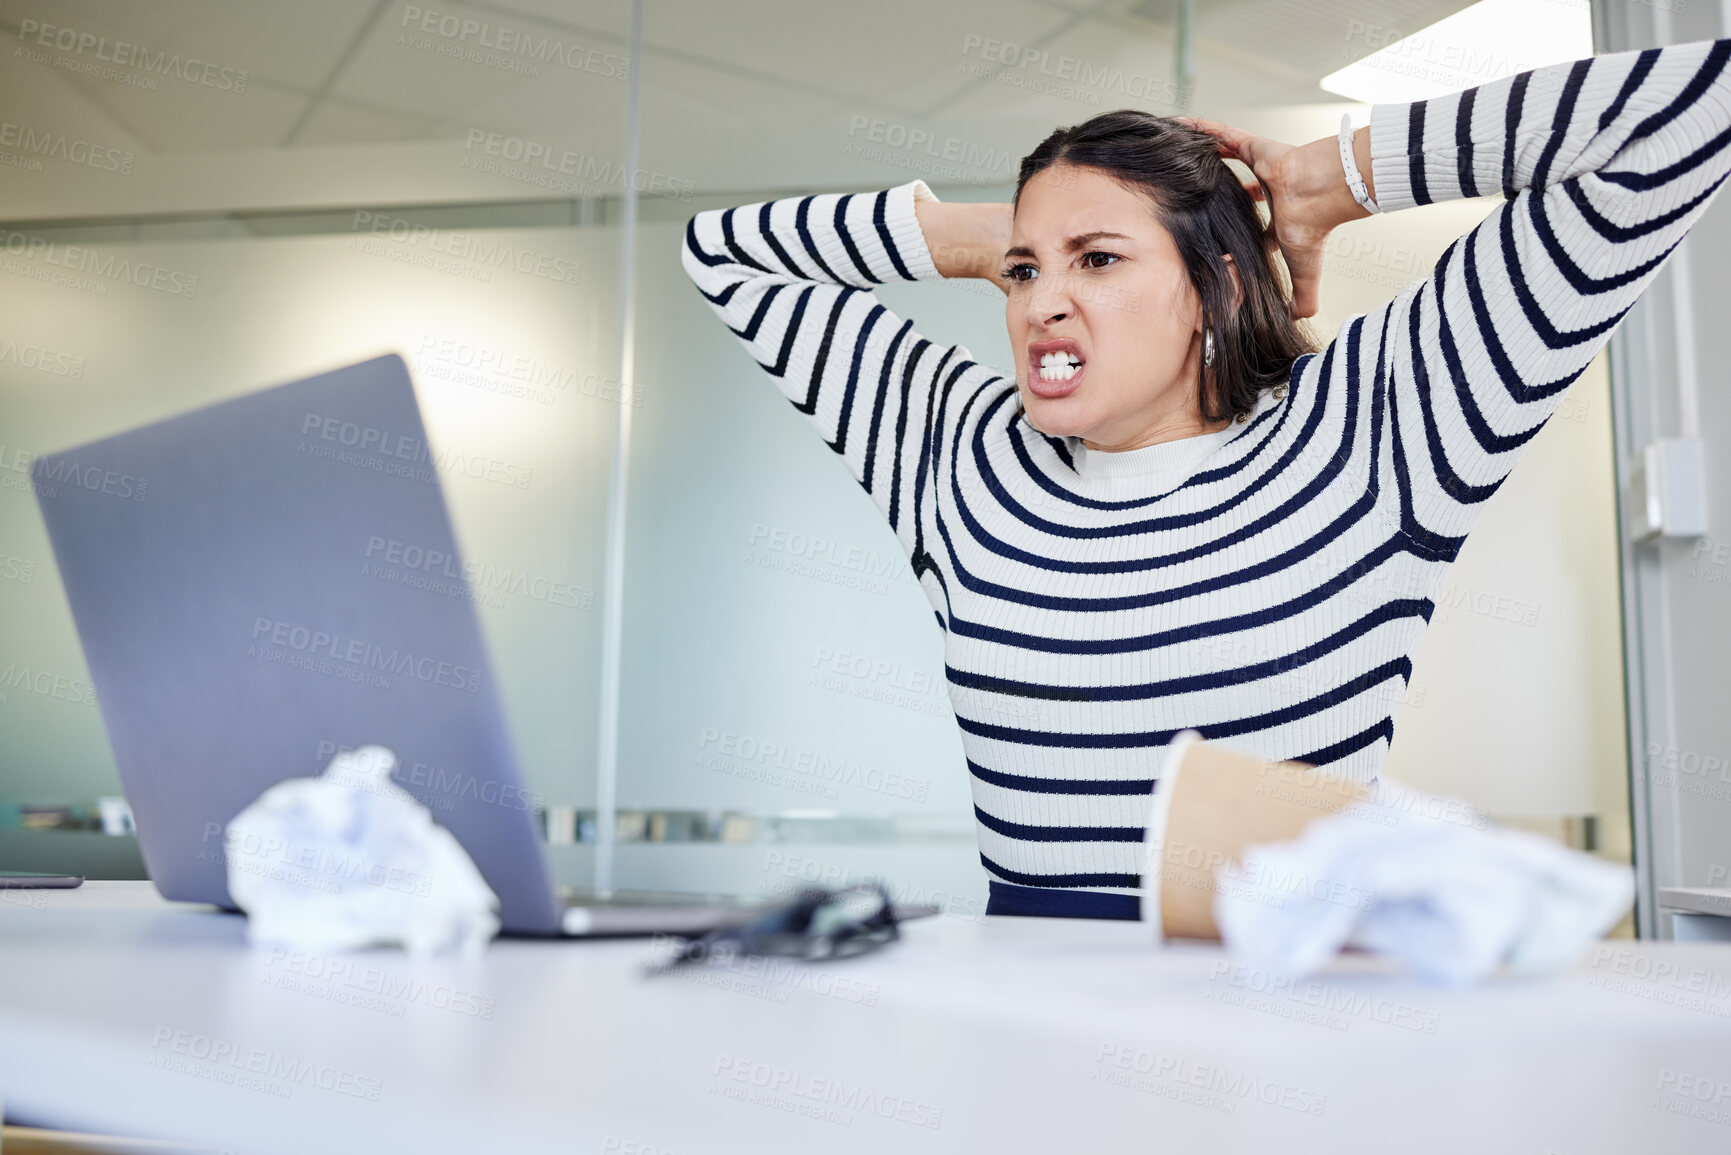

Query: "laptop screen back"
(31, 353), (562, 933)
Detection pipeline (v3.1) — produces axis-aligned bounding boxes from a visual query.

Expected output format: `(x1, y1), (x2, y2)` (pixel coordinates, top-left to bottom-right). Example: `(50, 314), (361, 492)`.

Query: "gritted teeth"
(1036, 349), (1083, 381)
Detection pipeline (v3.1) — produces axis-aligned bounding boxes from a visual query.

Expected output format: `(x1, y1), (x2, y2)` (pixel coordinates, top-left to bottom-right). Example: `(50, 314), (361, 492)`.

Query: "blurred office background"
(0, 0), (1725, 936)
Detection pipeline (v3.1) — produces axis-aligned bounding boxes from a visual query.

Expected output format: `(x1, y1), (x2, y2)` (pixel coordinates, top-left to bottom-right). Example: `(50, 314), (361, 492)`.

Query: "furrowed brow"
(1003, 230), (1134, 260)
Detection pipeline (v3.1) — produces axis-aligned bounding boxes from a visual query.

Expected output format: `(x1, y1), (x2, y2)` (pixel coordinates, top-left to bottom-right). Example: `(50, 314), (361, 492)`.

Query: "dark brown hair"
(1013, 110), (1317, 423)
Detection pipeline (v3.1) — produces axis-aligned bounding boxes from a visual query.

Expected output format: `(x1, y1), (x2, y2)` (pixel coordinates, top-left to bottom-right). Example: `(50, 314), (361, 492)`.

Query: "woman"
(681, 38), (1731, 921)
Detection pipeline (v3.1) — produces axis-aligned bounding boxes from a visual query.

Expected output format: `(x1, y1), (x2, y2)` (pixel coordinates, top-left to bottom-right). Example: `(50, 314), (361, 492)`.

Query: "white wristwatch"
(1338, 113), (1380, 214)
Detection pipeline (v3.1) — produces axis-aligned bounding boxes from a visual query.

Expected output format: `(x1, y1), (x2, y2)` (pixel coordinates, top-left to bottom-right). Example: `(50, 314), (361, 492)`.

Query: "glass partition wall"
(0, 0), (1633, 927)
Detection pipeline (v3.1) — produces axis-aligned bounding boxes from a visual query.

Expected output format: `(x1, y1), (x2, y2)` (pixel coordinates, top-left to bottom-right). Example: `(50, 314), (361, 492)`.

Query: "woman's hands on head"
(1174, 117), (1374, 321)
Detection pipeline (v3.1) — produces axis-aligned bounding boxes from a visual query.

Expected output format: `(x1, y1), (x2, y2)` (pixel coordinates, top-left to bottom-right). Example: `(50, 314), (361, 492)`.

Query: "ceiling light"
(1320, 0), (1594, 104)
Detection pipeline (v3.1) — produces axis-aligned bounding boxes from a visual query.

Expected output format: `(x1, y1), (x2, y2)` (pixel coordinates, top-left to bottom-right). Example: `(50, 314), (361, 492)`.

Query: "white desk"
(2, 882), (1730, 1155)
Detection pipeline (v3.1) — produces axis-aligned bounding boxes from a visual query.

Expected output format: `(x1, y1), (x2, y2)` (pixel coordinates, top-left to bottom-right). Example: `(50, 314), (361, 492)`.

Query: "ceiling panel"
(0, 0), (1497, 218)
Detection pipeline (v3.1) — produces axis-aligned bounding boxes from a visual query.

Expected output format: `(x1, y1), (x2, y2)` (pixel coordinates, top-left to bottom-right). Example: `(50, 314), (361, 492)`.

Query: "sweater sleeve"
(680, 178), (976, 549)
(1360, 37), (1731, 550)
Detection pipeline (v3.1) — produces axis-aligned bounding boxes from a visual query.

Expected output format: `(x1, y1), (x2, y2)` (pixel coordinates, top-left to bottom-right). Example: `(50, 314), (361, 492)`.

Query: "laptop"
(29, 353), (847, 937)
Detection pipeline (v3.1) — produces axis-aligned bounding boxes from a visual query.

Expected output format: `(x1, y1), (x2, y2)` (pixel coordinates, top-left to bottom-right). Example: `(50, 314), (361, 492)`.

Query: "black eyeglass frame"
(646, 881), (901, 974)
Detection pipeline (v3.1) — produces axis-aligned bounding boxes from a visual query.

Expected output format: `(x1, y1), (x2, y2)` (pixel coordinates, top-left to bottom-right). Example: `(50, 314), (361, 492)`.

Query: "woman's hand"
(914, 199), (1016, 294)
(1174, 117), (1374, 320)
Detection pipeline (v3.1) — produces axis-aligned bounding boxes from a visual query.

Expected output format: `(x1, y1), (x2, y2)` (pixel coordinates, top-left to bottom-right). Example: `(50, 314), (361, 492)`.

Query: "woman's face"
(1003, 163), (1222, 451)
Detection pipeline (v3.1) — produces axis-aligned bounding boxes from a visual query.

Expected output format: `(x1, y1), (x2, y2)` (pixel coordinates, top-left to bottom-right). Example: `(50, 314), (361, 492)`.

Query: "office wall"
(0, 188), (1631, 898)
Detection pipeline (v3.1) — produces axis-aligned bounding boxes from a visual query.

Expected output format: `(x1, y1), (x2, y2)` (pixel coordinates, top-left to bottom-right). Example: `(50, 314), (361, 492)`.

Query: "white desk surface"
(2, 881), (1730, 1155)
(1659, 887), (1731, 917)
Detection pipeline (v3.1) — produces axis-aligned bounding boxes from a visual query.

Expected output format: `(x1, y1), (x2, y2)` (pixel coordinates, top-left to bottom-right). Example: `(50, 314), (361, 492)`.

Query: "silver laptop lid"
(32, 353), (562, 934)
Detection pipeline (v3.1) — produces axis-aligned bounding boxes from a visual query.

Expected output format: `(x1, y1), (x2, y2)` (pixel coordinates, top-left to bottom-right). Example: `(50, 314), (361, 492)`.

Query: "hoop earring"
(1203, 328), (1216, 369)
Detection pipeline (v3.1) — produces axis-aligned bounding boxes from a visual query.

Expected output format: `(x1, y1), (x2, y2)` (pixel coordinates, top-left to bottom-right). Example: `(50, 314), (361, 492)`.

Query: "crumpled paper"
(1212, 777), (1634, 985)
(224, 744), (501, 956)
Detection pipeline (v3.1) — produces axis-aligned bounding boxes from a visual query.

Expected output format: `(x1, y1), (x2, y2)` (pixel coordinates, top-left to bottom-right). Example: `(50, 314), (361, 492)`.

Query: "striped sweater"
(681, 39), (1731, 919)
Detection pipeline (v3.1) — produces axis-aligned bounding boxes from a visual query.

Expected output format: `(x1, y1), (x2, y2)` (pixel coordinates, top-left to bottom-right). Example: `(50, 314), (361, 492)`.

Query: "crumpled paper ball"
(1211, 778), (1634, 985)
(224, 744), (501, 956)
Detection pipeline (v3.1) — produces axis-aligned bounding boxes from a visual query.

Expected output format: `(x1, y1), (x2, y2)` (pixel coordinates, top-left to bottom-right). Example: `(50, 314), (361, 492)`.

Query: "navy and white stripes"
(681, 39), (1731, 919)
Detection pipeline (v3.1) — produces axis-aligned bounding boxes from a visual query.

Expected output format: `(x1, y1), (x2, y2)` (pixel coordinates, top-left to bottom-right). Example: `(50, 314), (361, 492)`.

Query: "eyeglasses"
(644, 882), (901, 976)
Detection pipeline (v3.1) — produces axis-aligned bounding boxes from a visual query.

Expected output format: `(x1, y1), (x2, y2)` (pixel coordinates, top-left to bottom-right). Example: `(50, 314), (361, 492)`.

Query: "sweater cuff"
(885, 179), (943, 281)
(1367, 102), (1421, 214)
